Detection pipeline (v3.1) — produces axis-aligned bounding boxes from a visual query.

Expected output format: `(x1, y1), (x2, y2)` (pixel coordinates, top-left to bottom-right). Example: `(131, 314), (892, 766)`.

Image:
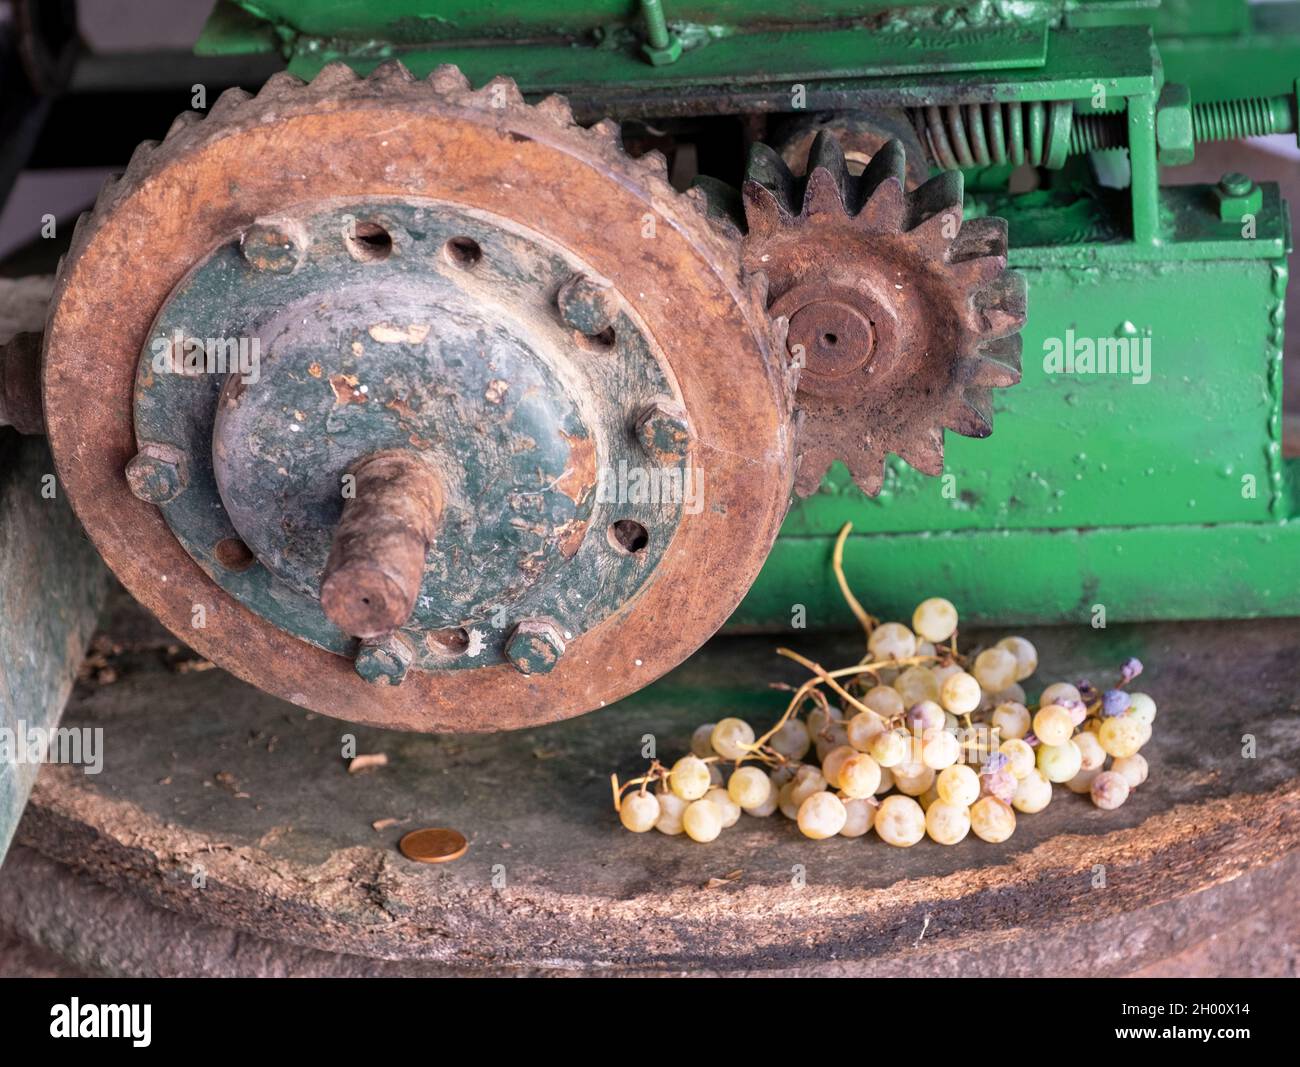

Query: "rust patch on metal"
(556, 429), (597, 506)
(328, 372), (366, 405)
(555, 518), (588, 559)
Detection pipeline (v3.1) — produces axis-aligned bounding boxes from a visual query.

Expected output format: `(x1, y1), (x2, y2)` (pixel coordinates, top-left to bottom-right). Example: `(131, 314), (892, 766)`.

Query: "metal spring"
(913, 94), (1299, 172)
(913, 101), (1080, 170)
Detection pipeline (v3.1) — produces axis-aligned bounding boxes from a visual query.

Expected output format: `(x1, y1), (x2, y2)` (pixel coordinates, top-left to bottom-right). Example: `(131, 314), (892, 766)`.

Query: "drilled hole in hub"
(575, 325), (616, 353)
(426, 627), (471, 658)
(822, 333), (838, 346)
(444, 236), (482, 269)
(345, 221), (393, 262)
(214, 537), (255, 572)
(608, 519), (649, 555)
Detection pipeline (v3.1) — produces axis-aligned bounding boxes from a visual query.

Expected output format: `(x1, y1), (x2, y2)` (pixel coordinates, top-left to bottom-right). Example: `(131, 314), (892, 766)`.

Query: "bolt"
(505, 618), (566, 675)
(240, 217), (306, 273)
(1214, 172), (1262, 223)
(556, 272), (618, 337)
(320, 450), (443, 640)
(355, 632), (415, 686)
(1219, 172), (1254, 198)
(634, 397), (692, 464)
(639, 0), (682, 65)
(125, 442), (189, 504)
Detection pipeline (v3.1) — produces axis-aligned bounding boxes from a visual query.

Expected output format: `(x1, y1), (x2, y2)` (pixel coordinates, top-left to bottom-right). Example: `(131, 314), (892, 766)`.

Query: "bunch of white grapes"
(615, 597), (1156, 846)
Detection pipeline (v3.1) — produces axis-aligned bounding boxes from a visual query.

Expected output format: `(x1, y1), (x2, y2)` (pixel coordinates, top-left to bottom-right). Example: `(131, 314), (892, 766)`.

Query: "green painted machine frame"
(195, 0), (1300, 627)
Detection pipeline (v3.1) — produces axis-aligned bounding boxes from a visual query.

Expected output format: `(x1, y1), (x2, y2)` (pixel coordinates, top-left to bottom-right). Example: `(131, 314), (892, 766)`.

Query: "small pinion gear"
(743, 132), (1027, 496)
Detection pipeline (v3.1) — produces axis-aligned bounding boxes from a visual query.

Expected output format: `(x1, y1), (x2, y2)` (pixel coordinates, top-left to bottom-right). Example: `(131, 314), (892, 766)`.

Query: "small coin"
(399, 827), (468, 864)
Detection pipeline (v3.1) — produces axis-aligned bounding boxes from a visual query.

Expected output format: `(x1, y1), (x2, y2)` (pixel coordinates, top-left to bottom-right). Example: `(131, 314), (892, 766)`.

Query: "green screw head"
(355, 633), (415, 686)
(125, 442), (189, 504)
(556, 272), (618, 337)
(240, 218), (306, 273)
(505, 618), (566, 675)
(634, 397), (692, 464)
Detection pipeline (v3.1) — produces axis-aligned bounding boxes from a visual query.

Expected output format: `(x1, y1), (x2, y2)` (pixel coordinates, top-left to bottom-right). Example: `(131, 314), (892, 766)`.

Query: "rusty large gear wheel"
(42, 61), (794, 732)
(742, 132), (1026, 496)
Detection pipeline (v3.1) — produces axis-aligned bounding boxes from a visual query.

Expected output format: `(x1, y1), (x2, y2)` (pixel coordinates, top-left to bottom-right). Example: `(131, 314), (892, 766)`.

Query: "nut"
(124, 442), (188, 504)
(354, 632), (415, 686)
(642, 36), (683, 66)
(556, 272), (619, 337)
(1215, 171), (1262, 222)
(505, 618), (566, 675)
(634, 397), (692, 464)
(1154, 84), (1194, 168)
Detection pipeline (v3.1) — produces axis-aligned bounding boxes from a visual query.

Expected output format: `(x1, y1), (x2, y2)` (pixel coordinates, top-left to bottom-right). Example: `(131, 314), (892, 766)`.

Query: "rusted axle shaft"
(320, 450), (442, 640)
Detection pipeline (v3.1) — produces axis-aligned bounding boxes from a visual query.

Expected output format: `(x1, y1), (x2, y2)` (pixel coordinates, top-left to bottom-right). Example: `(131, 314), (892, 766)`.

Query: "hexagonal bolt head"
(125, 442), (189, 504)
(354, 632), (415, 686)
(240, 218), (307, 274)
(505, 618), (566, 675)
(642, 36), (683, 66)
(1215, 171), (1262, 222)
(1154, 84), (1194, 168)
(634, 398), (692, 464)
(556, 273), (619, 337)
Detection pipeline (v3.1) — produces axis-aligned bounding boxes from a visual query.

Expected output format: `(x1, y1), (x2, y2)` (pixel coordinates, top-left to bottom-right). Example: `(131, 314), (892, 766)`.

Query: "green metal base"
(736, 520), (1300, 629)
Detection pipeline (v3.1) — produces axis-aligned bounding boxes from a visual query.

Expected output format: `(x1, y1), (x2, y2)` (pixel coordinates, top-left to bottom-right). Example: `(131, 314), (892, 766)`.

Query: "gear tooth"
(207, 86), (252, 122)
(164, 111), (202, 141)
(802, 166), (850, 218)
(427, 64), (471, 92)
(896, 429), (946, 477)
(960, 338), (1022, 388)
(793, 446), (839, 497)
(744, 142), (799, 212)
(256, 70), (306, 99)
(123, 140), (159, 182)
(907, 169), (964, 230)
(742, 143), (800, 241)
(860, 139), (908, 192)
(741, 181), (791, 244)
(949, 252), (1008, 291)
(311, 61), (362, 90)
(949, 215), (1008, 263)
(843, 449), (887, 497)
(971, 270), (1028, 340)
(368, 59), (416, 85)
(590, 118), (623, 145)
(476, 74), (525, 107)
(93, 174), (120, 214)
(803, 131), (851, 213)
(534, 93), (575, 126)
(687, 177), (744, 234)
(770, 310), (790, 355)
(979, 335), (1023, 382)
(905, 201), (962, 258)
(947, 388), (994, 438)
(66, 210), (92, 260)
(855, 172), (908, 233)
(638, 148), (669, 178)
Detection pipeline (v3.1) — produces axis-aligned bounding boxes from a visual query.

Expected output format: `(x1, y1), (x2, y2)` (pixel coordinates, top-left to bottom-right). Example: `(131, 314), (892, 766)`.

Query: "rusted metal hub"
(41, 63), (795, 732)
(135, 199), (685, 677)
